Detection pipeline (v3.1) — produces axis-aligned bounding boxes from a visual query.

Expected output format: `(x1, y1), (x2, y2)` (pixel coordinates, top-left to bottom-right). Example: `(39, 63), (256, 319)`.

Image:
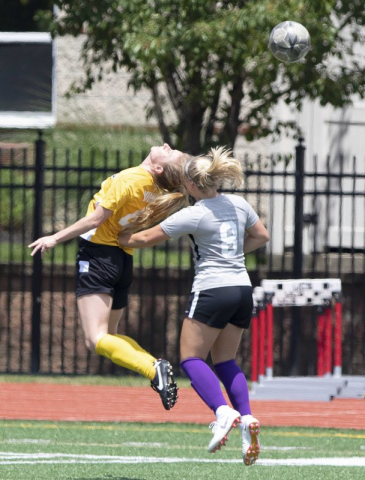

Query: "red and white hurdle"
(250, 279), (342, 390)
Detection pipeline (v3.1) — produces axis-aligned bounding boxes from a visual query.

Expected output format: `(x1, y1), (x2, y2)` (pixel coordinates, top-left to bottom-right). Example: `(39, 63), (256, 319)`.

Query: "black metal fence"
(0, 133), (364, 377)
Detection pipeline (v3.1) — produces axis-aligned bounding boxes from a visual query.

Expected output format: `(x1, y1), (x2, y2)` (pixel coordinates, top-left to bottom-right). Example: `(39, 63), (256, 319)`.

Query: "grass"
(1, 242), (192, 268)
(1, 241), (259, 269)
(0, 420), (363, 479)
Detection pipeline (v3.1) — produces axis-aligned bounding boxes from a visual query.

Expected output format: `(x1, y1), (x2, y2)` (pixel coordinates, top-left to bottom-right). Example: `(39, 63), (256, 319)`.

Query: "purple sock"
(214, 359), (251, 416)
(180, 357), (228, 413)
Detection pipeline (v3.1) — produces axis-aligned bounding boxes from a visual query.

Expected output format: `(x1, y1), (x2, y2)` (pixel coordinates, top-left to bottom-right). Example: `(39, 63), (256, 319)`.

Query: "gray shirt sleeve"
(160, 206), (201, 239)
(244, 200), (259, 229)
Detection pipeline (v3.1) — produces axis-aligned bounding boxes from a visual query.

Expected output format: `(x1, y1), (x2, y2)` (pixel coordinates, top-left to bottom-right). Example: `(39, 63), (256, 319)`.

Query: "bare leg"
(180, 317), (221, 360)
(108, 308), (124, 334)
(77, 293), (112, 351)
(211, 323), (243, 364)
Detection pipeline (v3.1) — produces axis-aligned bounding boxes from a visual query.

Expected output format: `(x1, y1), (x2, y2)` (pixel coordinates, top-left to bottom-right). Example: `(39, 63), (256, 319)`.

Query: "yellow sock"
(96, 334), (156, 380)
(114, 335), (156, 364)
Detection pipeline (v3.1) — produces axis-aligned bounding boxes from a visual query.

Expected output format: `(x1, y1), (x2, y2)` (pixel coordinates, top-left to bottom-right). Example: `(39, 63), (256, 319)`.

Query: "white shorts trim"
(188, 291), (200, 318)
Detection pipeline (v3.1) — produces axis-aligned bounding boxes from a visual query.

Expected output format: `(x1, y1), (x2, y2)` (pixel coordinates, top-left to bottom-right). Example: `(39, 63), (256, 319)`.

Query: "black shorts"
(75, 239), (133, 310)
(185, 286), (253, 329)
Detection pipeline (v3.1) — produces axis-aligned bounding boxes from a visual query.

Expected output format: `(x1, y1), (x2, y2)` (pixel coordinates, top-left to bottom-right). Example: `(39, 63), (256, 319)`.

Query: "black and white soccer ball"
(269, 21), (311, 63)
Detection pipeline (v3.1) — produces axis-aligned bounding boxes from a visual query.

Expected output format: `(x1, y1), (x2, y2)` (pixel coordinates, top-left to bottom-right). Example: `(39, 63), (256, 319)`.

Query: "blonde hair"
(186, 147), (243, 193)
(123, 153), (191, 233)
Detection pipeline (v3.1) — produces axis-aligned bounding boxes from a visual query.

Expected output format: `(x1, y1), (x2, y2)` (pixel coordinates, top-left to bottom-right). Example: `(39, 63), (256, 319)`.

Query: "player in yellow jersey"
(29, 144), (190, 410)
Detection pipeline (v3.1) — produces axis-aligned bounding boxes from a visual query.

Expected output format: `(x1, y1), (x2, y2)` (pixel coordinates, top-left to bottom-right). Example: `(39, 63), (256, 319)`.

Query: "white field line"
(0, 452), (364, 466)
(6, 439), (51, 444)
(2, 439), (313, 452)
(5, 440), (165, 448)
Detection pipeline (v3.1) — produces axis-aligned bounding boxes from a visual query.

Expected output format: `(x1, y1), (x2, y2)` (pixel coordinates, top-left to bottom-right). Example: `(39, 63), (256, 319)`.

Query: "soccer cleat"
(207, 407), (241, 453)
(150, 359), (178, 410)
(241, 414), (260, 466)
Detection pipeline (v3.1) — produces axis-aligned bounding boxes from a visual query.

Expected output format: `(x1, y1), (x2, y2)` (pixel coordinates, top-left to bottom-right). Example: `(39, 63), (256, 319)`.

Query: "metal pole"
(250, 306), (258, 392)
(31, 130), (45, 373)
(316, 305), (325, 377)
(333, 291), (342, 378)
(265, 293), (274, 379)
(293, 137), (305, 278)
(290, 137), (306, 375)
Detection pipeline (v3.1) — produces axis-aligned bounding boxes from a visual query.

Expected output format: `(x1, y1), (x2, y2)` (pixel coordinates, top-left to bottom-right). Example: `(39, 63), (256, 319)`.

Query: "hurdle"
(251, 279), (342, 384)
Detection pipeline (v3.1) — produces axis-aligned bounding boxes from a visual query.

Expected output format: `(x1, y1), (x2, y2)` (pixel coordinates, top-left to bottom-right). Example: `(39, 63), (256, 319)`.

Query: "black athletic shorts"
(75, 239), (133, 310)
(185, 286), (253, 329)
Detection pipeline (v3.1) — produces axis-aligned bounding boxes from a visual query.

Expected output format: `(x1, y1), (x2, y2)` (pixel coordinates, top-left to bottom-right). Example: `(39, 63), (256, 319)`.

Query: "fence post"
(333, 291), (342, 378)
(293, 137), (305, 278)
(290, 137), (306, 375)
(31, 130), (45, 373)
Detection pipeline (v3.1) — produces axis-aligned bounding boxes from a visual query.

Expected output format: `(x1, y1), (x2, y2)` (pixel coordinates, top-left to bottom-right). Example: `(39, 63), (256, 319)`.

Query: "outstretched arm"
(28, 205), (113, 257)
(244, 219), (270, 253)
(119, 225), (170, 248)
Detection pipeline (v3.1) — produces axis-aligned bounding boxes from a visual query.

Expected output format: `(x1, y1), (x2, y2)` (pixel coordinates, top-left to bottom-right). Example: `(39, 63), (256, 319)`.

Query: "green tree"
(38, 0), (365, 154)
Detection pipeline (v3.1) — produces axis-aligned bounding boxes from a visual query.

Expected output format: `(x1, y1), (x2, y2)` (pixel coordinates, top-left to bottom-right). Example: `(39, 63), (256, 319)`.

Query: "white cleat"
(241, 414), (260, 466)
(207, 407), (241, 453)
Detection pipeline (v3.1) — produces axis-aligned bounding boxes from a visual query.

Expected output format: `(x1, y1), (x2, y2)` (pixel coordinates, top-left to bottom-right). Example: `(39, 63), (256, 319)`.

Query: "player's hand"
(28, 236), (57, 257)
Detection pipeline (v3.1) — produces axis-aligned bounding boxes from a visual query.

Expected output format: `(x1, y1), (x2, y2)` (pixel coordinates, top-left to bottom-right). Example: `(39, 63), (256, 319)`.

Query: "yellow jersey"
(80, 165), (158, 254)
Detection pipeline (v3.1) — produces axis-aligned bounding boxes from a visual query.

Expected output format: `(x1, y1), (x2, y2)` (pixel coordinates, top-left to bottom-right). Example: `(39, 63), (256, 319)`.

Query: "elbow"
(255, 233), (269, 247)
(138, 233), (151, 246)
(260, 234), (270, 247)
(89, 206), (112, 229)
(89, 211), (106, 229)
(90, 218), (104, 229)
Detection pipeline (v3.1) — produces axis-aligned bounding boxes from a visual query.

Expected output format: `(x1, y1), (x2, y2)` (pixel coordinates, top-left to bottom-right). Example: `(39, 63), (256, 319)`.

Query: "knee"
(84, 332), (106, 352)
(84, 337), (96, 352)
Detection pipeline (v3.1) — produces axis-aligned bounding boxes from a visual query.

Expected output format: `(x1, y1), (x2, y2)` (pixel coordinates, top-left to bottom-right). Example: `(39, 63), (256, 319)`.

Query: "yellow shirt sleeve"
(97, 175), (131, 212)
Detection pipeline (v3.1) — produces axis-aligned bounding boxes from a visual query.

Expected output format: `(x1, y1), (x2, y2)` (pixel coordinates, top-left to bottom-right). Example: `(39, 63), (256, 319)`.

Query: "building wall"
(56, 36), (160, 128)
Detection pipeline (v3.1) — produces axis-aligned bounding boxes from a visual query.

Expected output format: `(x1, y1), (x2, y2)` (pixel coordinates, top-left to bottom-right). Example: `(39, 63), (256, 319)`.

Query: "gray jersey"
(160, 194), (259, 292)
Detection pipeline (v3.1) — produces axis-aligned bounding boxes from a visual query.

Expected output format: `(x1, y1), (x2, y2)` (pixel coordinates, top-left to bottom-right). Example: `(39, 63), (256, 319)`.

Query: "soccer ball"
(269, 21), (311, 63)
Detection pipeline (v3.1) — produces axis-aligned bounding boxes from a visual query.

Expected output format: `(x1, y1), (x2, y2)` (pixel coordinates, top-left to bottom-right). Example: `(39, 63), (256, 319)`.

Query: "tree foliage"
(37, 0), (365, 153)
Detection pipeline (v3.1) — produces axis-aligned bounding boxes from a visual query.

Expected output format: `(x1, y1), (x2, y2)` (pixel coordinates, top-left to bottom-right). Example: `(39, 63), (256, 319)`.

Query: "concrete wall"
(56, 36), (160, 128)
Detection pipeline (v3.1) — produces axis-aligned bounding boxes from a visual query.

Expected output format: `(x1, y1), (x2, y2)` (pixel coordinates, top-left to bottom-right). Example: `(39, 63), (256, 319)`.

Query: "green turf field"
(0, 420), (364, 480)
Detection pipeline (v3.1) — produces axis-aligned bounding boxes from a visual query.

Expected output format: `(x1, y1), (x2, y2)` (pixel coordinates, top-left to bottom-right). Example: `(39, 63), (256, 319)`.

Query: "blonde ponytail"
(123, 189), (188, 233)
(186, 147), (243, 193)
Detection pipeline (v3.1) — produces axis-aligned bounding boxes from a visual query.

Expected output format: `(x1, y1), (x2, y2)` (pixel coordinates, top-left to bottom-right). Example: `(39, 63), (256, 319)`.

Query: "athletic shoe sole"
(243, 421), (260, 466)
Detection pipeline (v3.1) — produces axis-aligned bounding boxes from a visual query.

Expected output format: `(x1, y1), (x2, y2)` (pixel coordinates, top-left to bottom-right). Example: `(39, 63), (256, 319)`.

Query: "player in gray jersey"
(119, 147), (269, 466)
